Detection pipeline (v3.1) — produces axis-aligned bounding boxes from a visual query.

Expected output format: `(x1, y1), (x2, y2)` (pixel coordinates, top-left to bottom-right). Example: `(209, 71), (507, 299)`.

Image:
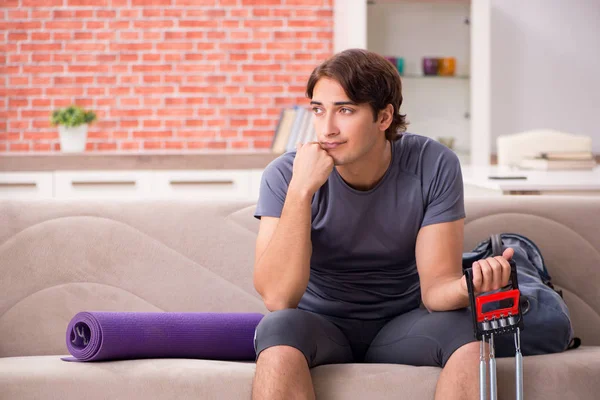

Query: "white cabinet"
(0, 170), (265, 201)
(0, 172), (54, 199)
(152, 170), (254, 201)
(54, 171), (154, 200)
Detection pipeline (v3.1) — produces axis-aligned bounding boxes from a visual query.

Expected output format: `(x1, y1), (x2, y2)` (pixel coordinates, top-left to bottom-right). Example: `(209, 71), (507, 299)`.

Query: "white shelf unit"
(0, 170), (265, 202)
(334, 0), (492, 166)
(152, 170), (254, 201)
(368, 0), (471, 154)
(0, 172), (54, 200)
(54, 171), (154, 200)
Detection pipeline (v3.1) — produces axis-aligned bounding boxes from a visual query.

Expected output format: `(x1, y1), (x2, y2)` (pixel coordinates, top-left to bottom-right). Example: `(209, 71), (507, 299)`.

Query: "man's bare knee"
(253, 345), (314, 400)
(258, 345), (308, 367)
(435, 342), (481, 400)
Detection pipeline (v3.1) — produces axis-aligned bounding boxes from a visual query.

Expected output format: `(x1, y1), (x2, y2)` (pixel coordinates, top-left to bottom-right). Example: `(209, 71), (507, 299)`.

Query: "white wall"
(490, 0), (600, 153)
(334, 0), (367, 53)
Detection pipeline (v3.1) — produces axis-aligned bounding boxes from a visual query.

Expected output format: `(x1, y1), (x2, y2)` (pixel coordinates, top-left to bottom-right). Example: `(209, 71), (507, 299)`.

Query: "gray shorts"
(254, 306), (478, 368)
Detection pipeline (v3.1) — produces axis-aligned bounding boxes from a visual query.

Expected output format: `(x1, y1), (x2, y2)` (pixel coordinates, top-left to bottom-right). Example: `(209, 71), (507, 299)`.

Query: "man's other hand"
(461, 247), (515, 295)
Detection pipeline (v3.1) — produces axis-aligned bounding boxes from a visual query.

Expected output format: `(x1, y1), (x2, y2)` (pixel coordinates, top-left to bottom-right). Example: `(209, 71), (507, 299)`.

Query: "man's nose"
(321, 115), (339, 138)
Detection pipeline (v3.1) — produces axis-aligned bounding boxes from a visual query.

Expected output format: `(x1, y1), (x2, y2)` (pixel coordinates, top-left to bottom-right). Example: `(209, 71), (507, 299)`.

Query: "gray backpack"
(462, 233), (580, 357)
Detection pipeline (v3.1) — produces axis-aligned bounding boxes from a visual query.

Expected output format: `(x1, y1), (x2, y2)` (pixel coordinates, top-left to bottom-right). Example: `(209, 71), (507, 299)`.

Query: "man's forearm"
(254, 183), (313, 311)
(423, 276), (470, 312)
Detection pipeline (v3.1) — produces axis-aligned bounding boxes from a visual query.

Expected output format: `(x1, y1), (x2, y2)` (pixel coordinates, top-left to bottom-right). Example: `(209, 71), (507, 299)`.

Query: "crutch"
(464, 259), (525, 400)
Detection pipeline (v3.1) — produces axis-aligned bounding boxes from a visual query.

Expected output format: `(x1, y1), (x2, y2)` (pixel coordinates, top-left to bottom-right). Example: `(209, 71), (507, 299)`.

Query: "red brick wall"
(1, 0), (333, 152)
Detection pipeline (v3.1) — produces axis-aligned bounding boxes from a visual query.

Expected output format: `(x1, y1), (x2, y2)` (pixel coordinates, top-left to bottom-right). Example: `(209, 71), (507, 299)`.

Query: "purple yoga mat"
(61, 311), (264, 362)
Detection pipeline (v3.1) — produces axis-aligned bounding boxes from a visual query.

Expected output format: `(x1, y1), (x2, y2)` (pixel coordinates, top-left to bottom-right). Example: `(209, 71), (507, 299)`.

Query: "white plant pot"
(58, 124), (88, 152)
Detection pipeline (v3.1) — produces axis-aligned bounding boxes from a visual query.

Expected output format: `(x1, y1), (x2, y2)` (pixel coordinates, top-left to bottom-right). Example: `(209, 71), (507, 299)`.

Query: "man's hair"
(306, 48), (407, 141)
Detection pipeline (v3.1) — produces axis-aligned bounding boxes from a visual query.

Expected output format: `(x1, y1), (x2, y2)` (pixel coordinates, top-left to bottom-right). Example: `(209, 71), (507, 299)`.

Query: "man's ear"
(378, 104), (394, 131)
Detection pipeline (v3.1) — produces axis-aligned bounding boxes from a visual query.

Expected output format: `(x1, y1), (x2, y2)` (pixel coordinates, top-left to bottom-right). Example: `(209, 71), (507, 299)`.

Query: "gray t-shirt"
(254, 133), (465, 320)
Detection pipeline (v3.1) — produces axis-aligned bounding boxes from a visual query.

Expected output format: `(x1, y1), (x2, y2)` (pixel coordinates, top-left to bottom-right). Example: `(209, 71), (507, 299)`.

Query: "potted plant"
(50, 105), (97, 152)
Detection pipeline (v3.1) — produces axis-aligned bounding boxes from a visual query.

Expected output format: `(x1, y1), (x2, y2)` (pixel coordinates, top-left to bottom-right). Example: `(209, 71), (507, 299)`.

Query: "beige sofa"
(1, 196), (599, 400)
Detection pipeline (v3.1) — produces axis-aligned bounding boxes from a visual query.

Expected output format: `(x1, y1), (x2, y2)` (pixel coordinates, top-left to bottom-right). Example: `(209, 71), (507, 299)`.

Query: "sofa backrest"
(0, 196), (598, 357)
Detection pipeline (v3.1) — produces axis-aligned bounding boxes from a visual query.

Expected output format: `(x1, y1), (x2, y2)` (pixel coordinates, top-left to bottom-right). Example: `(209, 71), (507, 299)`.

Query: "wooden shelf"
(0, 151), (278, 172)
(401, 74), (470, 79)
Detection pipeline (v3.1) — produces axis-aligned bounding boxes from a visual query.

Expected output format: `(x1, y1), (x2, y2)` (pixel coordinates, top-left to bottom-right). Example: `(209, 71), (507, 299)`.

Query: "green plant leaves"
(50, 105), (97, 128)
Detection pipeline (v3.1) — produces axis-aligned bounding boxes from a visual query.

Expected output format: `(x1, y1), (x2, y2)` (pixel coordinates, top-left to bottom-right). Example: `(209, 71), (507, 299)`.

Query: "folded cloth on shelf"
(61, 311), (264, 362)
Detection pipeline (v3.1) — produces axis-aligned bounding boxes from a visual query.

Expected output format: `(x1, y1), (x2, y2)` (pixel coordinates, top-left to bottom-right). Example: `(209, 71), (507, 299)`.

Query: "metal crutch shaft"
(489, 333), (497, 400)
(480, 338), (487, 400)
(515, 329), (524, 400)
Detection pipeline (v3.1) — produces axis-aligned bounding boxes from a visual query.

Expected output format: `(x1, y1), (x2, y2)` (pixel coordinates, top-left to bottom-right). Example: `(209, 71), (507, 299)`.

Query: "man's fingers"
(487, 257), (503, 290)
(479, 259), (493, 292)
(495, 256), (512, 287)
(472, 262), (482, 293)
(471, 250), (515, 295)
(298, 141), (324, 150)
(503, 247), (514, 261)
(295, 142), (303, 151)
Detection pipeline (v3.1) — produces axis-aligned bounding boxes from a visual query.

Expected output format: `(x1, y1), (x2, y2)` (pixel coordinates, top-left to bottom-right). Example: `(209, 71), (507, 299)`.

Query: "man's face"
(310, 77), (386, 166)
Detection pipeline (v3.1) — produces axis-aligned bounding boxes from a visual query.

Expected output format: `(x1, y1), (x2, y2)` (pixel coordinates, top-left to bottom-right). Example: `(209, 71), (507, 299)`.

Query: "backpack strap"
(491, 233), (503, 257)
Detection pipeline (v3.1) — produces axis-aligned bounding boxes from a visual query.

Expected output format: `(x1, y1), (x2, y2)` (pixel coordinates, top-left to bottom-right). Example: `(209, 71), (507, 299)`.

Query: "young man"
(251, 48), (514, 400)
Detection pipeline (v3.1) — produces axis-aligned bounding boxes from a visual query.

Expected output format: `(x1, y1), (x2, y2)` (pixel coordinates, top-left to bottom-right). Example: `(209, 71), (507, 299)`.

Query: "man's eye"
(340, 108), (353, 114)
(312, 107), (323, 115)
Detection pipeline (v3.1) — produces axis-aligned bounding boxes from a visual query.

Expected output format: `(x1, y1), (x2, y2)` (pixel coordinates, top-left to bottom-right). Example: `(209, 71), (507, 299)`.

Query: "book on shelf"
(271, 106), (316, 154)
(270, 108), (296, 153)
(519, 157), (597, 170)
(537, 151), (594, 161)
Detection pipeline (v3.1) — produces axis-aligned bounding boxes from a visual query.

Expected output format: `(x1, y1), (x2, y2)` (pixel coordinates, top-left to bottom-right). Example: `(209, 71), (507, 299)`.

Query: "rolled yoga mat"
(61, 311), (264, 362)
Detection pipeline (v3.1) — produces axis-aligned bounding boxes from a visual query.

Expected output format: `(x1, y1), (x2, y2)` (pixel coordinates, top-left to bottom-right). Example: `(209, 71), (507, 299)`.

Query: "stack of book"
(271, 106), (317, 154)
(519, 151), (597, 170)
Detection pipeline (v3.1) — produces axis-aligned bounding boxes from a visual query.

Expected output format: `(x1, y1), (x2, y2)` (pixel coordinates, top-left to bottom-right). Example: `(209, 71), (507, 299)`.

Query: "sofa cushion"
(0, 356), (256, 400)
(1, 347), (599, 400)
